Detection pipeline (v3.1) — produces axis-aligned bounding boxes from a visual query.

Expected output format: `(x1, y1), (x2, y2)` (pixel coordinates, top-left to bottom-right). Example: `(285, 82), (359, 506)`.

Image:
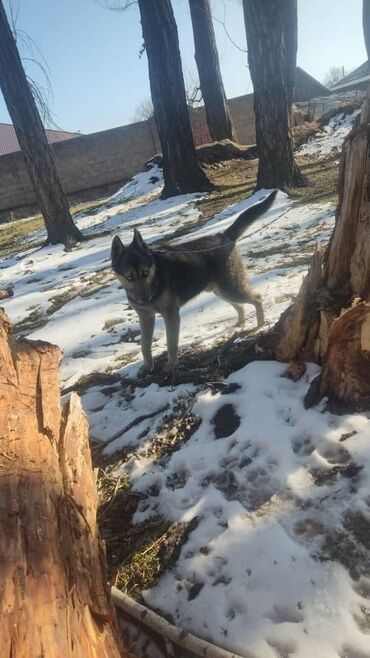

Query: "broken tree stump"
(0, 309), (131, 658)
(274, 89), (370, 410)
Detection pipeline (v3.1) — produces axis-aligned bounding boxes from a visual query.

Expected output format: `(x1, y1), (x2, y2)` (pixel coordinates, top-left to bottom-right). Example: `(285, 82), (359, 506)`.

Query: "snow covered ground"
(136, 363), (370, 658)
(1, 112), (369, 658)
(298, 109), (360, 157)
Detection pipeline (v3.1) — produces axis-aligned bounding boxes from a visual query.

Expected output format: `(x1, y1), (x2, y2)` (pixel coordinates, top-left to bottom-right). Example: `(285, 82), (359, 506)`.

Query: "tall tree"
(188, 0), (237, 142)
(0, 1), (83, 248)
(242, 0), (304, 189)
(137, 0), (212, 198)
(323, 66), (345, 89)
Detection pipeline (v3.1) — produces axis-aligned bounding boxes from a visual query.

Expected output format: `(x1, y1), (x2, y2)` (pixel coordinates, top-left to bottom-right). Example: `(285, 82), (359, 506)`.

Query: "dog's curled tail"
(224, 189), (278, 242)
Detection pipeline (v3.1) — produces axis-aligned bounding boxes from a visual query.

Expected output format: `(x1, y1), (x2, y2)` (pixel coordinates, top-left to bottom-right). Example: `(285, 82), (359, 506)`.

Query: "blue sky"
(0, 0), (367, 134)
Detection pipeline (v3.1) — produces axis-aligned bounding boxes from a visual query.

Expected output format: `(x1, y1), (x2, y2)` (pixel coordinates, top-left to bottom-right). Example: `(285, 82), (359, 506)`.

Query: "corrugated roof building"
(0, 123), (80, 157)
(330, 61), (370, 93)
(294, 67), (330, 102)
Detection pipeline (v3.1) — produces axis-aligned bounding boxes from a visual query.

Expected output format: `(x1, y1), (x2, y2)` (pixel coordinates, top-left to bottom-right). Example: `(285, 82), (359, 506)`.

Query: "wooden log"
(196, 139), (257, 164)
(112, 586), (246, 658)
(0, 309), (131, 658)
(146, 140), (258, 169)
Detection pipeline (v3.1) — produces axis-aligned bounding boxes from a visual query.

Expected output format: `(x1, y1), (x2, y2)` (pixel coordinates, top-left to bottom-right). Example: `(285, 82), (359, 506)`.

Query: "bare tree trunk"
(324, 108), (370, 302)
(242, 0), (304, 189)
(0, 309), (132, 657)
(138, 0), (213, 198)
(0, 2), (83, 248)
(274, 93), (370, 410)
(188, 0), (237, 142)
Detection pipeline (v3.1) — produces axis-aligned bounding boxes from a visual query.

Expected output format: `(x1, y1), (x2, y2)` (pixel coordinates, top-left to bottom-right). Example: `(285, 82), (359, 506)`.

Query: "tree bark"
(0, 309), (131, 657)
(323, 108), (370, 303)
(308, 302), (370, 410)
(0, 2), (83, 248)
(138, 0), (213, 198)
(242, 0), (304, 189)
(274, 91), (370, 410)
(188, 0), (237, 142)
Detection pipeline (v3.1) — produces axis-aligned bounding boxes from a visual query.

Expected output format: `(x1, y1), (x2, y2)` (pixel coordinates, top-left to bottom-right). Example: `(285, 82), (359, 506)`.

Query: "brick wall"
(0, 95), (255, 215)
(0, 118), (161, 214)
(190, 93), (256, 146)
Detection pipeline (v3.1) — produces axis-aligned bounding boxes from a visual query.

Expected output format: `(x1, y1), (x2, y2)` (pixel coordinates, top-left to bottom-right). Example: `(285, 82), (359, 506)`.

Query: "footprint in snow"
(294, 517), (325, 540)
(353, 577), (370, 601)
(166, 468), (189, 490)
(266, 637), (297, 658)
(292, 434), (315, 456)
(266, 603), (304, 625)
(352, 605), (370, 634)
(321, 444), (351, 464)
(339, 645), (370, 658)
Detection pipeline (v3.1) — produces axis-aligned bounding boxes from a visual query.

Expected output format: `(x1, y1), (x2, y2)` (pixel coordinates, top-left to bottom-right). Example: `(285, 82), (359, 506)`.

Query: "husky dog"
(111, 190), (277, 373)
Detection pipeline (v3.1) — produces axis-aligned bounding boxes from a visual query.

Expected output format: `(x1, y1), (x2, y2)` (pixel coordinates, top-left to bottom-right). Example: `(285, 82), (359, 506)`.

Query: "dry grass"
(105, 352), (137, 373)
(97, 465), (170, 598)
(0, 197), (104, 259)
(293, 153), (340, 205)
(199, 158), (258, 221)
(0, 215), (44, 258)
(195, 148), (339, 224)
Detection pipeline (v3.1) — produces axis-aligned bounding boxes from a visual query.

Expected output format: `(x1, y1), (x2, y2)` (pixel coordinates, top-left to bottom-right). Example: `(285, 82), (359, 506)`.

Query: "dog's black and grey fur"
(111, 189), (277, 373)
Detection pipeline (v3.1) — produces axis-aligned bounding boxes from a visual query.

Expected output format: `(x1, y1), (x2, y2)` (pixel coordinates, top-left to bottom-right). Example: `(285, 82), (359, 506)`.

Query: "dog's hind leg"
(214, 286), (265, 328)
(229, 302), (245, 327)
(214, 248), (265, 328)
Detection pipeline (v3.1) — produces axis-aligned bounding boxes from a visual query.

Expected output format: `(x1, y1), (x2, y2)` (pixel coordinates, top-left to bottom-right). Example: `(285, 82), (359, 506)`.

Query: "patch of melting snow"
(298, 109), (361, 157)
(128, 362), (370, 658)
(106, 162), (164, 206)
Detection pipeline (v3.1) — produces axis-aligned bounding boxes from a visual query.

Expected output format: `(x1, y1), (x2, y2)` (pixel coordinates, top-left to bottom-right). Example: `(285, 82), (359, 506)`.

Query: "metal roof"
(0, 123), (80, 157)
(331, 61), (370, 91)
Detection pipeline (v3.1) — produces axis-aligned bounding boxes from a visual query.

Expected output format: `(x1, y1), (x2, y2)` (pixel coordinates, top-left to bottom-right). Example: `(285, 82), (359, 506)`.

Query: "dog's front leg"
(163, 307), (180, 371)
(138, 310), (155, 372)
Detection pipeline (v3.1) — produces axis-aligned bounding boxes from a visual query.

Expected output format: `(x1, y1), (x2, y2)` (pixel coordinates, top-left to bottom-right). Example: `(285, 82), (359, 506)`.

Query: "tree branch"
(112, 586), (247, 658)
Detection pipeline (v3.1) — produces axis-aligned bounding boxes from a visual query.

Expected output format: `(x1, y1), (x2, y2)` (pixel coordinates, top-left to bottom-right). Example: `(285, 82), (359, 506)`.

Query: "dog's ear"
(133, 229), (148, 252)
(111, 235), (125, 267)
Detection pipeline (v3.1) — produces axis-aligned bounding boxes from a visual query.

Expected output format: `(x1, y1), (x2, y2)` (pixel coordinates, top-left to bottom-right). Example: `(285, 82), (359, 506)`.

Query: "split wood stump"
(0, 309), (131, 658)
(274, 91), (370, 410)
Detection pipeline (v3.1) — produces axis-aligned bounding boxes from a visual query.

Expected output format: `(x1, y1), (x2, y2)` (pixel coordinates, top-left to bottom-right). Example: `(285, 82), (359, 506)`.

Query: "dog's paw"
(164, 365), (178, 386)
(164, 359), (178, 374)
(163, 360), (178, 384)
(138, 360), (154, 377)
